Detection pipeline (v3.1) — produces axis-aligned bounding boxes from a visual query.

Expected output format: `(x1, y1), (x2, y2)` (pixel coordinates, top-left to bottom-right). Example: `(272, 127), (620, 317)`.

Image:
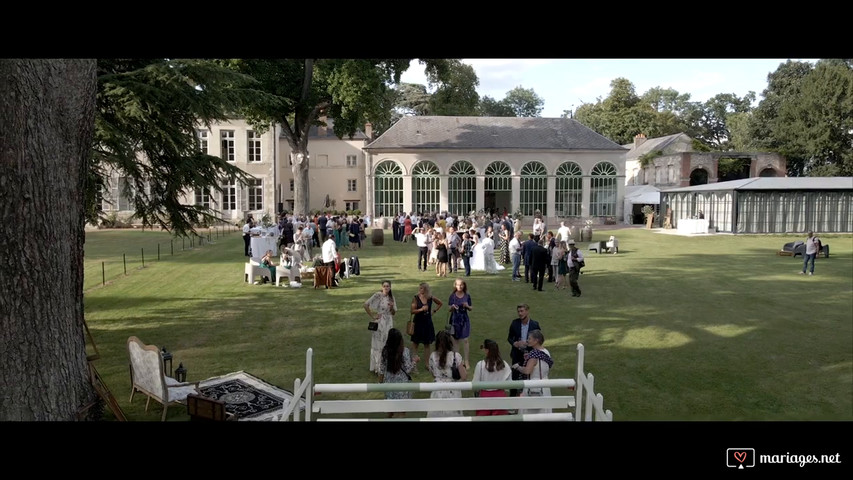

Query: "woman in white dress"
(427, 330), (467, 417)
(512, 329), (553, 415)
(363, 280), (398, 374)
(481, 235), (499, 274)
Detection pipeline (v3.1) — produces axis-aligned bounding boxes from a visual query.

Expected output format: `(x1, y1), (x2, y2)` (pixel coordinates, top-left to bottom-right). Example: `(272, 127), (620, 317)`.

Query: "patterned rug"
(198, 371), (305, 421)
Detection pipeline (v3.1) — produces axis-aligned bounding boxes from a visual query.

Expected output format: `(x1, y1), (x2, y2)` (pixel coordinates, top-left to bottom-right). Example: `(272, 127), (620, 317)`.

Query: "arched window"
(484, 161), (512, 191)
(412, 161), (440, 214)
(690, 168), (709, 186)
(667, 164), (675, 184)
(555, 162), (582, 217)
(520, 161), (547, 216)
(448, 161), (476, 216)
(373, 160), (403, 218)
(590, 162), (617, 217)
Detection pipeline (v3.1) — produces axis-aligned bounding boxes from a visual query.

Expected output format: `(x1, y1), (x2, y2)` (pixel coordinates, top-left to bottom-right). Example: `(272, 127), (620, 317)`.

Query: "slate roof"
(364, 116), (627, 151)
(661, 177), (853, 193)
(623, 133), (692, 159)
(306, 117), (369, 140)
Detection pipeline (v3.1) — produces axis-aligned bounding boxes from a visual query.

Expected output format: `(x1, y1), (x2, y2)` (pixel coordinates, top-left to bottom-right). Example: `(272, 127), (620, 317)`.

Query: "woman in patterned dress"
(363, 280), (398, 374)
(378, 328), (419, 418)
(426, 330), (467, 418)
(498, 223), (511, 264)
(448, 278), (473, 369)
(512, 329), (554, 415)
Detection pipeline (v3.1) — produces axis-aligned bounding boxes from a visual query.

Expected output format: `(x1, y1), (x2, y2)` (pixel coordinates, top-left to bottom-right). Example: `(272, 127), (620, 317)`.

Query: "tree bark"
(291, 151), (310, 215)
(0, 59), (98, 420)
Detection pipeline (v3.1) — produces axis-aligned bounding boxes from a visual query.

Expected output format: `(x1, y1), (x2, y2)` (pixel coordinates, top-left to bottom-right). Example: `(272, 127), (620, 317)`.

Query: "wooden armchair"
(127, 336), (200, 421)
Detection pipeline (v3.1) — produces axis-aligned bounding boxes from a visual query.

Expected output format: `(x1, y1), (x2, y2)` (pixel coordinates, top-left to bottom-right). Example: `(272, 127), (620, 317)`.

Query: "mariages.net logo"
(727, 448), (843, 469)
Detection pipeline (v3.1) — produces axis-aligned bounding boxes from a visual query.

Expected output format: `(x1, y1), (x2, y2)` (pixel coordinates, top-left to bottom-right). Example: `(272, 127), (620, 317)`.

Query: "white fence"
(278, 343), (612, 421)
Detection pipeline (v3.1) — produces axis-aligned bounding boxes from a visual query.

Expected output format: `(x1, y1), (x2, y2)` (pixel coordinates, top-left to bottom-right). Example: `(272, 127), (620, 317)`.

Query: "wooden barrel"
(371, 228), (384, 246)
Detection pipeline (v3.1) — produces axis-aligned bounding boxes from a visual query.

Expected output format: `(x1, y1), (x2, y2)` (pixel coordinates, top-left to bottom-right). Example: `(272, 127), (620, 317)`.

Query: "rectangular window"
(248, 178), (263, 211)
(347, 179), (357, 192)
(346, 201), (360, 211)
(247, 130), (261, 162)
(221, 130), (235, 162)
(198, 130), (209, 153)
(346, 155), (357, 167)
(221, 182), (236, 210)
(289, 179), (294, 192)
(194, 187), (211, 209)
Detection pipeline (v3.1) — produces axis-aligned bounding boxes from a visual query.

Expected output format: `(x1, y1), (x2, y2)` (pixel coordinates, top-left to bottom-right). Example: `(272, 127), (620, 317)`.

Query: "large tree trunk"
(0, 59), (98, 420)
(291, 150), (310, 216)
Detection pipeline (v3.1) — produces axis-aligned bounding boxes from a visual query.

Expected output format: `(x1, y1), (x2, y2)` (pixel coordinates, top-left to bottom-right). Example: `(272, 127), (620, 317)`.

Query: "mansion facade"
(100, 116), (784, 227)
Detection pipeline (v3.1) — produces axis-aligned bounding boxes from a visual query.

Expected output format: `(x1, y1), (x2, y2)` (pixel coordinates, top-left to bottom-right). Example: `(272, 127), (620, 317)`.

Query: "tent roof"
(661, 177), (853, 193)
(624, 185), (661, 204)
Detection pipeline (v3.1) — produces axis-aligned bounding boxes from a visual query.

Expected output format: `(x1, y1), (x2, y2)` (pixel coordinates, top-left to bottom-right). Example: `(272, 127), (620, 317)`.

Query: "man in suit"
(507, 304), (541, 398)
(521, 233), (535, 283)
(530, 241), (550, 291)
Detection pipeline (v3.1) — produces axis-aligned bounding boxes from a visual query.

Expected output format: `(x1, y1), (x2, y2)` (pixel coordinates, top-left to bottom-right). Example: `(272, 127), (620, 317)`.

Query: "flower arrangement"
(261, 212), (274, 228)
(512, 209), (524, 221)
(641, 205), (655, 217)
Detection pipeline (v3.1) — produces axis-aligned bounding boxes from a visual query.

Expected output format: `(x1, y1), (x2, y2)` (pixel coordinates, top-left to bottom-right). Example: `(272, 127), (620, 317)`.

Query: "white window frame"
(247, 130), (262, 163)
(221, 130), (235, 162)
(347, 179), (357, 192)
(346, 154), (358, 167)
(248, 178), (263, 211)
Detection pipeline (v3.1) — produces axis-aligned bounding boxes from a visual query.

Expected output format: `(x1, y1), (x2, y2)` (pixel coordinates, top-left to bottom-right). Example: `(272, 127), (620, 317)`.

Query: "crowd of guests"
(365, 278), (556, 418)
(244, 212), (371, 286)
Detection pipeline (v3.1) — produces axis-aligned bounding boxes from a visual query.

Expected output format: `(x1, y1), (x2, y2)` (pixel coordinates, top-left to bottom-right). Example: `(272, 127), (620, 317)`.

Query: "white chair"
(127, 336), (200, 421)
(605, 236), (619, 254)
(244, 259), (268, 284)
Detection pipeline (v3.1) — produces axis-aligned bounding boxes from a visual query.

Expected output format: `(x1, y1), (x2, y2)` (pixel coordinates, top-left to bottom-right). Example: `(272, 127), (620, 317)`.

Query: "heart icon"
(734, 451), (747, 463)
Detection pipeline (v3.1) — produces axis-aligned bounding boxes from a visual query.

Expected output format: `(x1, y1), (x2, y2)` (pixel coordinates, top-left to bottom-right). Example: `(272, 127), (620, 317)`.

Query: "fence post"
(102, 262), (105, 285)
(171, 240), (174, 256)
(141, 248), (145, 268)
(158, 243), (160, 261)
(182, 236), (185, 251)
(123, 253), (127, 275)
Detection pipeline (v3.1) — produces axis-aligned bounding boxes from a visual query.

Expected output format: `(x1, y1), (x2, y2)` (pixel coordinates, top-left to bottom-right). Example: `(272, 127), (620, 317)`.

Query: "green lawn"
(83, 227), (853, 421)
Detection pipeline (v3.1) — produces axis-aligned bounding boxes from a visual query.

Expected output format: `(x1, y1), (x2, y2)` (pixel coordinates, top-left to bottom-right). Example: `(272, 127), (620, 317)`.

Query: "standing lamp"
(161, 348), (173, 377)
(175, 363), (187, 382)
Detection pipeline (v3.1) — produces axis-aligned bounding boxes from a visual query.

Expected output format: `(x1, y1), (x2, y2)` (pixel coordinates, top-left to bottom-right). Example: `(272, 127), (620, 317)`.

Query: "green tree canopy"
(223, 59), (455, 215)
(92, 59), (268, 235)
(749, 59), (853, 176)
(502, 86), (544, 117)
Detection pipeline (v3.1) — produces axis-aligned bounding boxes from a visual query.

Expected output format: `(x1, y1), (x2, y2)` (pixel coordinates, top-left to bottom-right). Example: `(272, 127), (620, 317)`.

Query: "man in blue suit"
(507, 304), (541, 398)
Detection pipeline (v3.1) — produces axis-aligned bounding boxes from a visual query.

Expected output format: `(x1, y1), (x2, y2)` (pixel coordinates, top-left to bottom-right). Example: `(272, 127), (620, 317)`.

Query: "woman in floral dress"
(363, 280), (398, 374)
(427, 330), (467, 418)
(378, 328), (419, 418)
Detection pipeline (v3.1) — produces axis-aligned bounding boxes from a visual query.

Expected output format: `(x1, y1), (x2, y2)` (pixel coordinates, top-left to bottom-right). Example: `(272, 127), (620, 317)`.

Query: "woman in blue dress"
(448, 278), (473, 369)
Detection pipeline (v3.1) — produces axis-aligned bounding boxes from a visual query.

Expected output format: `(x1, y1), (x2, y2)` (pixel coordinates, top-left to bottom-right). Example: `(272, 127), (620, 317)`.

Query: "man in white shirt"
(413, 227), (429, 271)
(556, 221), (571, 243)
(322, 235), (337, 268)
(800, 231), (821, 275)
(509, 231), (522, 281)
(242, 219), (253, 257)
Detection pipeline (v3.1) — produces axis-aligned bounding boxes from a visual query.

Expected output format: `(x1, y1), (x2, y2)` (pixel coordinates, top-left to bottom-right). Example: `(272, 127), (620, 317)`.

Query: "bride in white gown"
(470, 234), (504, 273)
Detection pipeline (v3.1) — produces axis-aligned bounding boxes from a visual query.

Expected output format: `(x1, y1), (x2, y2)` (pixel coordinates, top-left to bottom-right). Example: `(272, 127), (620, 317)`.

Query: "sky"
(398, 58), (820, 118)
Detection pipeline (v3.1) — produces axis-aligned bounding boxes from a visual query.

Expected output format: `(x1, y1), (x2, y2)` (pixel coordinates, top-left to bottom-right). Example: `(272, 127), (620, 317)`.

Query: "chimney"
(318, 115), (328, 137)
(364, 122), (373, 140)
(634, 133), (647, 149)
